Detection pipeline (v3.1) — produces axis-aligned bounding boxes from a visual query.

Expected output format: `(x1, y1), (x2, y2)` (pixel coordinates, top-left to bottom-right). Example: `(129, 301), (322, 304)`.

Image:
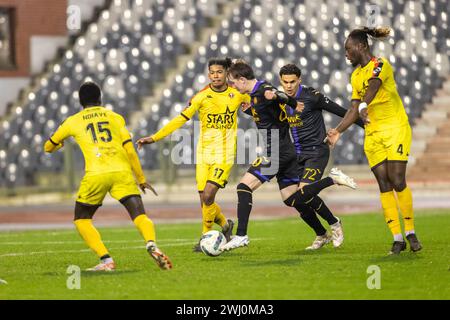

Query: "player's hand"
(264, 90), (277, 100)
(136, 136), (155, 150)
(139, 182), (158, 196)
(295, 101), (304, 113)
(241, 102), (251, 112)
(359, 108), (370, 125)
(325, 128), (341, 148)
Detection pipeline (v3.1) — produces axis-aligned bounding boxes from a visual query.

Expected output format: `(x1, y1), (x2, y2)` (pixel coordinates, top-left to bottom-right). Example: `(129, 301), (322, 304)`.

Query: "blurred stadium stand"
(0, 0), (448, 191)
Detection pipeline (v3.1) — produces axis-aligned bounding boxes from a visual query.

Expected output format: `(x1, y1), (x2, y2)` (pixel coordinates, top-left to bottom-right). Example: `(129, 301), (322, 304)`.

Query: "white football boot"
(221, 235), (249, 251)
(329, 168), (357, 189)
(305, 233), (332, 250)
(330, 218), (344, 248)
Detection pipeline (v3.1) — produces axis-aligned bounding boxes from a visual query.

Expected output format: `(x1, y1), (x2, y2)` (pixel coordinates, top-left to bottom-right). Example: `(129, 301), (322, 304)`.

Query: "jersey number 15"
(86, 121), (112, 143)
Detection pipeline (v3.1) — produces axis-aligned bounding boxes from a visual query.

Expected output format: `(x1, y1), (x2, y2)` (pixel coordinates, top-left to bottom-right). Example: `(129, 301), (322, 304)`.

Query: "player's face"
(227, 74), (247, 94)
(280, 74), (301, 97)
(344, 38), (361, 67)
(208, 65), (227, 89)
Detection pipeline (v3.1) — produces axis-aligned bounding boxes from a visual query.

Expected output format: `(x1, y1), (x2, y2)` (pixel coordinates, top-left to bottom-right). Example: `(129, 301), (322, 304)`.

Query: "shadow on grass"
(239, 258), (301, 267)
(81, 270), (140, 277)
(369, 252), (423, 264)
(42, 270), (140, 277)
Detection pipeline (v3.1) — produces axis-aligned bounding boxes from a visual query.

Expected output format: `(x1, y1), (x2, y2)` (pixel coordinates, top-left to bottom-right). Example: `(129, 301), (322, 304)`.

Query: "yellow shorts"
(196, 162), (233, 191)
(364, 124), (411, 168)
(77, 171), (140, 206)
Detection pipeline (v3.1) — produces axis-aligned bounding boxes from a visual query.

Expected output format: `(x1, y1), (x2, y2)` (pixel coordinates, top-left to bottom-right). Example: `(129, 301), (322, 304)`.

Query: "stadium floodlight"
(74, 63), (83, 73)
(53, 64), (61, 73)
(8, 163), (17, 174)
(65, 50), (73, 60)
(141, 61), (150, 71)
(121, 35), (130, 45)
(299, 57), (307, 67)
(14, 106), (22, 116)
(50, 91), (58, 101)
(24, 120), (32, 130)
(131, 48), (140, 57)
(129, 75), (138, 84)
(11, 135), (20, 145)
(37, 105), (46, 116)
(97, 63), (105, 72)
(346, 83), (352, 93)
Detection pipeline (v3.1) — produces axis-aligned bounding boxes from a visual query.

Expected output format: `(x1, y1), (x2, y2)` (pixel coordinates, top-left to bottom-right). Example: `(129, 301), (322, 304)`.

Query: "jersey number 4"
(397, 144), (403, 155)
(86, 121), (112, 143)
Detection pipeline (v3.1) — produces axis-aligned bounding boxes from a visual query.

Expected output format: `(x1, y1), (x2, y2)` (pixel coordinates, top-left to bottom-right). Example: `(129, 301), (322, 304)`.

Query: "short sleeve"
(371, 58), (390, 83)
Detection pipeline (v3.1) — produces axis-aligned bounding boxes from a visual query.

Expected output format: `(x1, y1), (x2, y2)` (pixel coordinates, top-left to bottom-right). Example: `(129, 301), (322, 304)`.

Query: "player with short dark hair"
(278, 63), (364, 249)
(326, 27), (422, 254)
(44, 81), (172, 271)
(221, 61), (356, 251)
(136, 58), (250, 252)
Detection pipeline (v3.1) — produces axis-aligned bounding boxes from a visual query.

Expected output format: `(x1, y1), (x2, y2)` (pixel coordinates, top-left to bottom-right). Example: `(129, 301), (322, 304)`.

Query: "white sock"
(101, 257), (114, 264)
(405, 230), (415, 237)
(146, 241), (156, 251)
(394, 234), (404, 242)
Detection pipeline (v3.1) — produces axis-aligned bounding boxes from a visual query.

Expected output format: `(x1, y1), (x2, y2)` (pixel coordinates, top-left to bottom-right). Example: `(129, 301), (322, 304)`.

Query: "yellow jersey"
(49, 106), (134, 175)
(351, 57), (409, 134)
(152, 85), (250, 164)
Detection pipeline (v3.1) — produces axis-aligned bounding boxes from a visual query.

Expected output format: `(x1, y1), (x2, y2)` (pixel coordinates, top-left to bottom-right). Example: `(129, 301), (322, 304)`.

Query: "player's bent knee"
(237, 183), (252, 193)
(393, 181), (407, 192)
(74, 202), (99, 220)
(202, 192), (215, 206)
(121, 195), (146, 220)
(283, 193), (297, 207)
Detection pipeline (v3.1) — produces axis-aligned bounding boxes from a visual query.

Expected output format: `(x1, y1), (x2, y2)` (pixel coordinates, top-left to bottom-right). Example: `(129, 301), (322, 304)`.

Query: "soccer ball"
(200, 230), (226, 256)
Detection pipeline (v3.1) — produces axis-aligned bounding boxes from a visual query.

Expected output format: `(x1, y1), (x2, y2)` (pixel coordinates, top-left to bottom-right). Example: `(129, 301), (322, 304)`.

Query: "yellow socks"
(396, 186), (415, 234)
(380, 191), (402, 238)
(74, 219), (109, 258)
(213, 203), (227, 228)
(133, 214), (156, 243)
(202, 203), (216, 233)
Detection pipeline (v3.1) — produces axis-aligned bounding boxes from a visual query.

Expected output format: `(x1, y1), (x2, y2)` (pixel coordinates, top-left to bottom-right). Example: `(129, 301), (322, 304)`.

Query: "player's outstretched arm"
(136, 114), (189, 150)
(320, 95), (365, 129)
(326, 99), (361, 148)
(264, 89), (304, 112)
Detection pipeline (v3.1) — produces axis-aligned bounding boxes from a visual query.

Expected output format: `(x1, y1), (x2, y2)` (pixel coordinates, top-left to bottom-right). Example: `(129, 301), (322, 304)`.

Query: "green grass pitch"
(0, 210), (449, 299)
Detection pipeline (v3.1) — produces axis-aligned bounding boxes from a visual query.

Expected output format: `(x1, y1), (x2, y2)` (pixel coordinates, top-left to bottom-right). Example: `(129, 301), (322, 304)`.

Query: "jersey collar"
(209, 84), (228, 93)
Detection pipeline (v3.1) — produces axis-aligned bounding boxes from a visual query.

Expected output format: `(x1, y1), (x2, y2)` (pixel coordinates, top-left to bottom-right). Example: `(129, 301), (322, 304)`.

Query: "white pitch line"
(0, 238), (271, 258)
(0, 238), (195, 245)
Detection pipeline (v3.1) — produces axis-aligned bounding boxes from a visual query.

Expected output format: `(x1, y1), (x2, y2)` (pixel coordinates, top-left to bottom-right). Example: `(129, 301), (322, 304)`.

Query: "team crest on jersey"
(229, 92), (234, 98)
(206, 106), (236, 129)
